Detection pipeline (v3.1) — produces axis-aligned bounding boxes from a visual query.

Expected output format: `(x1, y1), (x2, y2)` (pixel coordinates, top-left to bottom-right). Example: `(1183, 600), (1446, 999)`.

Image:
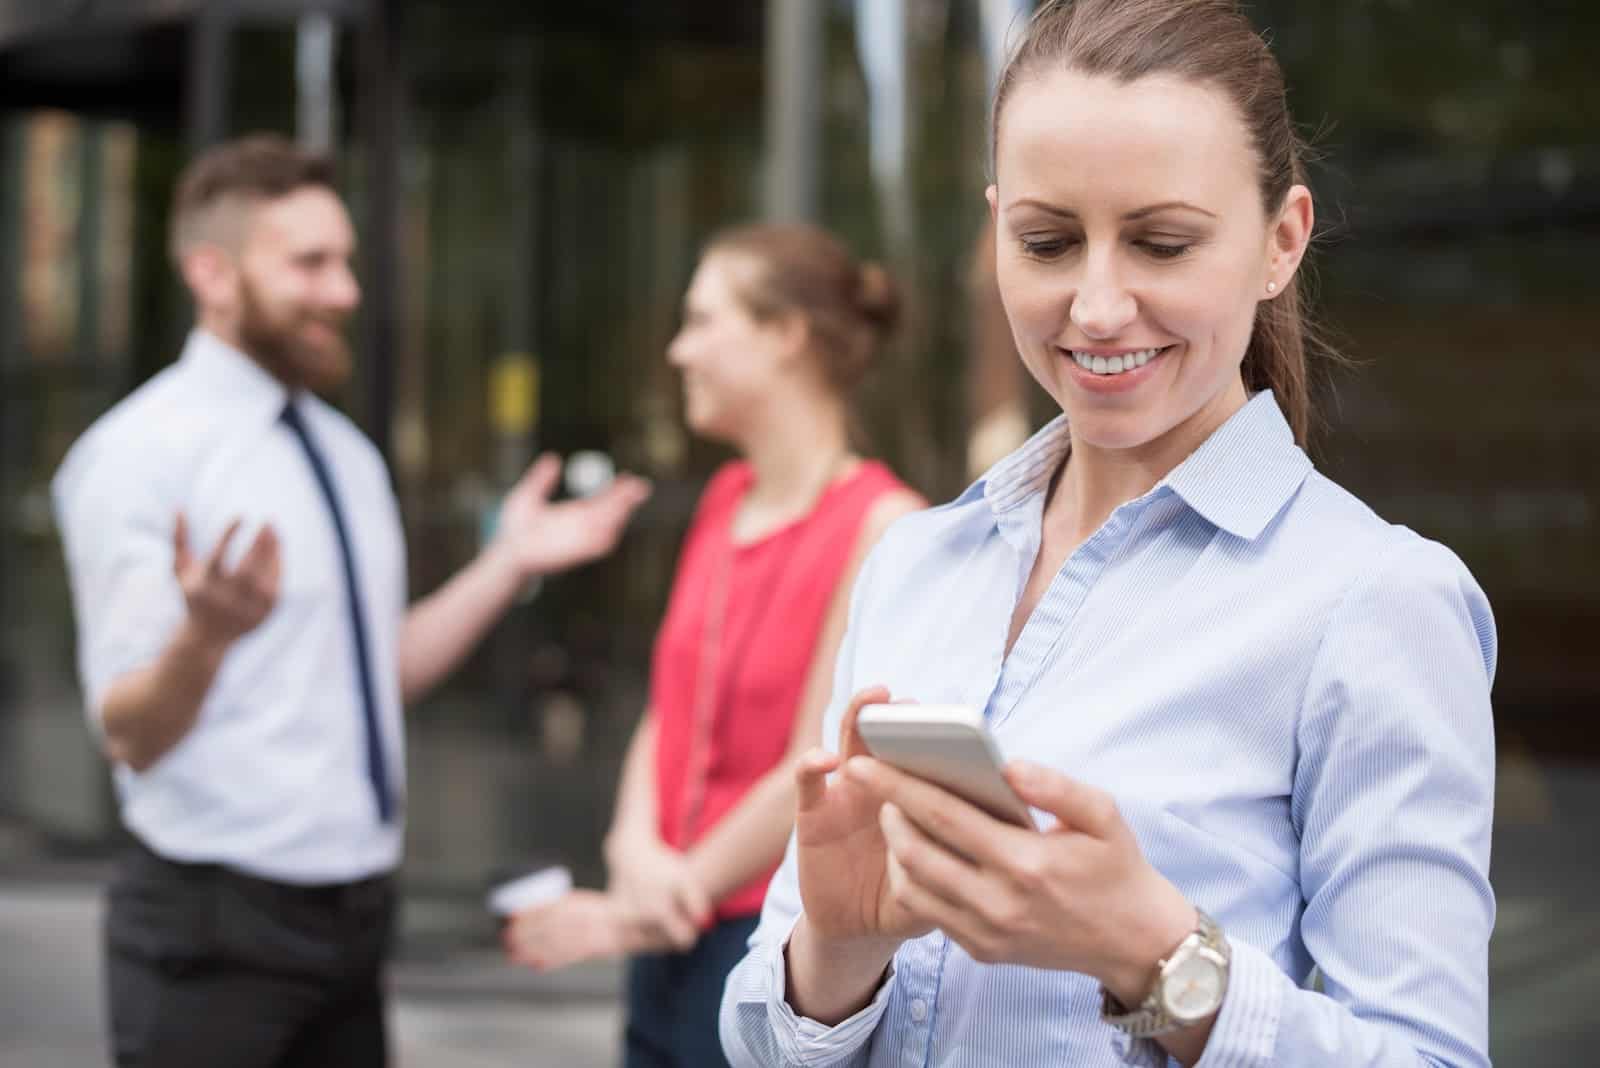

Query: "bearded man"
(51, 134), (649, 1068)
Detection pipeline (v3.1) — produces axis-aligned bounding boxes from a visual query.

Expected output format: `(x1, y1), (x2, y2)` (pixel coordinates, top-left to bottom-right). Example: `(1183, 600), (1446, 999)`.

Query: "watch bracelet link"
(1100, 908), (1228, 1039)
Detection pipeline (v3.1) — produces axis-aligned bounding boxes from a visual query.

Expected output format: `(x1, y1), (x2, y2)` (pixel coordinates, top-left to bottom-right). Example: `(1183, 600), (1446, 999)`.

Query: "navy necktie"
(281, 400), (395, 824)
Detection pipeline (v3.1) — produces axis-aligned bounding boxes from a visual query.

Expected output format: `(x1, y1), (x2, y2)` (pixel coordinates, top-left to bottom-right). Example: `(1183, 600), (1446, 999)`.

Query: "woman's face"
(990, 68), (1310, 457)
(666, 253), (797, 443)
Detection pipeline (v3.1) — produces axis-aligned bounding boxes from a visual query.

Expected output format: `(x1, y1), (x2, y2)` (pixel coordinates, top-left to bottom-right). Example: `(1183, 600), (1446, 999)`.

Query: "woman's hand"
(505, 890), (629, 971)
(505, 890), (692, 971)
(604, 834), (712, 951)
(843, 756), (1196, 1006)
(793, 686), (935, 949)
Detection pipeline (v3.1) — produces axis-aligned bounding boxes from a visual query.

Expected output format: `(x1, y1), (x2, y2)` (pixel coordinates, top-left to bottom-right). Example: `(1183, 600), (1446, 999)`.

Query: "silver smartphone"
(855, 703), (1034, 828)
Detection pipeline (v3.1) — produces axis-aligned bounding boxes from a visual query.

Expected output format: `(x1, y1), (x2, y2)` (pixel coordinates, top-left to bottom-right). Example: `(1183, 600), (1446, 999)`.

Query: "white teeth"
(1070, 347), (1162, 375)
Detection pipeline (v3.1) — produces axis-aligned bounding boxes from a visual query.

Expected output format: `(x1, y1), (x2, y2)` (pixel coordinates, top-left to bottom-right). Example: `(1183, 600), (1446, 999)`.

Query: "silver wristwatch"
(1101, 908), (1230, 1038)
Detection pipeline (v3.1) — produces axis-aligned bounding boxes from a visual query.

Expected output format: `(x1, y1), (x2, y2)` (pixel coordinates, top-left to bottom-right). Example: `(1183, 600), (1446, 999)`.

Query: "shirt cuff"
(1191, 936), (1287, 1068)
(1112, 1029), (1171, 1067)
(765, 916), (897, 1067)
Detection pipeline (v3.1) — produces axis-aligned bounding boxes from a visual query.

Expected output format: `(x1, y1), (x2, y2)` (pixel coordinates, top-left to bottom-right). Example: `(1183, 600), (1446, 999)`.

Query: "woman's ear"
(773, 309), (812, 368)
(1264, 184), (1313, 298)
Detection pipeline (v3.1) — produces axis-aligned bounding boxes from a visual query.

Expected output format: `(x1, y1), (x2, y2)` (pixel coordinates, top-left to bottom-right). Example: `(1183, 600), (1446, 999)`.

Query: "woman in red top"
(509, 223), (922, 1066)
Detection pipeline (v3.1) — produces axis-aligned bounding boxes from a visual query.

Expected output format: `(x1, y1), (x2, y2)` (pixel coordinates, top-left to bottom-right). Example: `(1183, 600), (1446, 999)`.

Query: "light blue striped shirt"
(720, 391), (1495, 1067)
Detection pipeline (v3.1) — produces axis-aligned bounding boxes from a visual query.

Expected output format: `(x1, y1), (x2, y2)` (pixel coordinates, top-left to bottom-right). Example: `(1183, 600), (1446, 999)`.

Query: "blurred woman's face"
(990, 68), (1308, 458)
(667, 253), (794, 443)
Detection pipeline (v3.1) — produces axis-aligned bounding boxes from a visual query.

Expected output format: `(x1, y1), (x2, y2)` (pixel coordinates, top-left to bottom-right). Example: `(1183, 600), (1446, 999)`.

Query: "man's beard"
(237, 277), (352, 395)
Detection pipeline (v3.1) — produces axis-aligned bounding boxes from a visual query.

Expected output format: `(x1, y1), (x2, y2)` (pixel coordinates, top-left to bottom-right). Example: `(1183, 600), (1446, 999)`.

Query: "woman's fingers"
(796, 748), (840, 812)
(654, 903), (698, 950)
(838, 686), (891, 761)
(845, 755), (1018, 870)
(1005, 762), (1124, 841)
(673, 875), (712, 928)
(506, 893), (630, 971)
(879, 802), (986, 909)
(634, 884), (697, 950)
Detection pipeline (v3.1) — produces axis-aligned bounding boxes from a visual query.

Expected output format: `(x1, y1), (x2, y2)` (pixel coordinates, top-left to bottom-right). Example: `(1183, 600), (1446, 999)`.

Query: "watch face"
(1162, 952), (1225, 1022)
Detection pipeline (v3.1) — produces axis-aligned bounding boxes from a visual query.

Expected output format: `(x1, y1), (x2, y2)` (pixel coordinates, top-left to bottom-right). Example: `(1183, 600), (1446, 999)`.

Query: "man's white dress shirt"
(53, 329), (407, 884)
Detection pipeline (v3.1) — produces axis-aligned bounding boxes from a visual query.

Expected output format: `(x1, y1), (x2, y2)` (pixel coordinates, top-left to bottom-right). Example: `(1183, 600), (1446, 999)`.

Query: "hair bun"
(856, 260), (902, 338)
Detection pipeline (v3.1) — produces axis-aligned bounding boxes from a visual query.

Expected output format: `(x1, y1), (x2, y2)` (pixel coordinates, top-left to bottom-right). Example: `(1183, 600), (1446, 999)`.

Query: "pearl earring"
(1266, 281), (1278, 294)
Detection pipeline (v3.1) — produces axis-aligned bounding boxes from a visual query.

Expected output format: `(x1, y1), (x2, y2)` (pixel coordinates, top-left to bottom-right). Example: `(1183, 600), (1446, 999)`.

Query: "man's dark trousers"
(105, 838), (395, 1068)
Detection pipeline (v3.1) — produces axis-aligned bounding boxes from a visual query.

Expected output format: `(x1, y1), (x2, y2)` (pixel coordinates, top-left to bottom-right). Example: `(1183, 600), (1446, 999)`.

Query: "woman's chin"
(1059, 409), (1170, 454)
(684, 405), (735, 444)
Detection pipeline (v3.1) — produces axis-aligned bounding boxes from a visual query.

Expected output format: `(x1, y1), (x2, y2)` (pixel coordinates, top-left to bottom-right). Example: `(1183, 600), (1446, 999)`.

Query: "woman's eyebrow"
(1123, 200), (1217, 221)
(1004, 198), (1217, 221)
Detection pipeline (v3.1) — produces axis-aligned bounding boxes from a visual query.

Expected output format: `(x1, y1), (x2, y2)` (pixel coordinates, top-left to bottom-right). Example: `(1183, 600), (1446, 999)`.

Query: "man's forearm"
(399, 544), (524, 704)
(101, 619), (230, 772)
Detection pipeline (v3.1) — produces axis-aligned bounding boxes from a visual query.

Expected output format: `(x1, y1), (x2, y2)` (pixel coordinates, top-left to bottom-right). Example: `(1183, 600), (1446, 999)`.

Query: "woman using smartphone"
(721, 2), (1496, 1066)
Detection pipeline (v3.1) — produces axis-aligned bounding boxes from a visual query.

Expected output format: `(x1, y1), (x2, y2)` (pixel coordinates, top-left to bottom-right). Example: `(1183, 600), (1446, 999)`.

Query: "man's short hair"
(169, 134), (337, 262)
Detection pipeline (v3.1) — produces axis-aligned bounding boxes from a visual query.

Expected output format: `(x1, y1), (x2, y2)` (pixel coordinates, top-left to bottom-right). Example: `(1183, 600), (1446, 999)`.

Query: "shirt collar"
(979, 415), (1073, 515)
(978, 390), (1312, 541)
(1161, 390), (1312, 539)
(180, 328), (293, 415)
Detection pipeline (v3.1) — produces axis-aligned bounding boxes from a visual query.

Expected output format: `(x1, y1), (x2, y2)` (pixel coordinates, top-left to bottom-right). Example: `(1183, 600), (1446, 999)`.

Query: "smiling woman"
(990, 65), (1313, 469)
(720, 2), (1497, 1067)
(504, 222), (924, 1068)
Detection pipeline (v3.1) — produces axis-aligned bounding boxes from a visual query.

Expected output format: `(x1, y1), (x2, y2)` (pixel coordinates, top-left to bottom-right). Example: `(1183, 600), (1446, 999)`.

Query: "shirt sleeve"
(1191, 536), (1496, 1068)
(720, 540), (899, 1068)
(52, 433), (187, 725)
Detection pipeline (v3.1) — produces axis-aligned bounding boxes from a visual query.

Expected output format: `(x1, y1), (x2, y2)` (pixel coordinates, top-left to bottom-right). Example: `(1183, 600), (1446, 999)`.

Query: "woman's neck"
(1046, 445), (1165, 547)
(738, 397), (853, 514)
(1046, 383), (1247, 547)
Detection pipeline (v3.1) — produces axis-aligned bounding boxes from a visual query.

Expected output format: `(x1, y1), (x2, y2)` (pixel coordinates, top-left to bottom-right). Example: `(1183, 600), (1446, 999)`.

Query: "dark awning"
(0, 0), (369, 50)
(0, 1), (371, 126)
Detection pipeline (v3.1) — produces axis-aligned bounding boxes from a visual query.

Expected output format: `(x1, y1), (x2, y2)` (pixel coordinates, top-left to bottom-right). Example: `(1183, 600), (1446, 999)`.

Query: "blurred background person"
(50, 133), (649, 1068)
(507, 222), (924, 1068)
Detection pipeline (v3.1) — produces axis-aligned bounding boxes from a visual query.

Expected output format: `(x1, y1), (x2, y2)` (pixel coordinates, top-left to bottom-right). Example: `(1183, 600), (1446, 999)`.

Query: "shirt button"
(909, 998), (928, 1022)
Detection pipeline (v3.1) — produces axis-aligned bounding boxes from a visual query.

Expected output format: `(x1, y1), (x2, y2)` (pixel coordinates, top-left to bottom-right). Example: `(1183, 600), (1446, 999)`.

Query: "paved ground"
(0, 878), (624, 1068)
(5, 815), (1597, 1065)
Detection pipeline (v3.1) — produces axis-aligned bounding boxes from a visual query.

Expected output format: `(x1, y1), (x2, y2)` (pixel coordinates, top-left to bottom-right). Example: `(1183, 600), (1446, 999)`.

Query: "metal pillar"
(76, 126), (104, 364)
(296, 12), (340, 154)
(763, 0), (823, 220)
(358, 0), (400, 459)
(0, 121), (22, 717)
(186, 3), (236, 151)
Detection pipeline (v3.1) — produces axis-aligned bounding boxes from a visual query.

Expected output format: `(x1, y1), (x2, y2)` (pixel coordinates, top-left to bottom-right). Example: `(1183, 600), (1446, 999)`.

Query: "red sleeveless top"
(650, 459), (908, 920)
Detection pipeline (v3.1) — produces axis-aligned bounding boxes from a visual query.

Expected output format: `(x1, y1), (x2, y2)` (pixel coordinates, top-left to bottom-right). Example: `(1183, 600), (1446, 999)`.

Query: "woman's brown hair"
(992, 0), (1334, 446)
(704, 223), (900, 396)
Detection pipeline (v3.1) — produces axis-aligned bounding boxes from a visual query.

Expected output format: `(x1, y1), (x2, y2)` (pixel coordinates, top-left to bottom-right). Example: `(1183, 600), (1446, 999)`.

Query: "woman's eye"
(1137, 239), (1193, 260)
(1020, 235), (1074, 259)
